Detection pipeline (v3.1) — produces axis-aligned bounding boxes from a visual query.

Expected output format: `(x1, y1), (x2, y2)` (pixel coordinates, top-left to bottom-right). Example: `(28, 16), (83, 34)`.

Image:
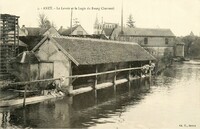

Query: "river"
(0, 62), (200, 129)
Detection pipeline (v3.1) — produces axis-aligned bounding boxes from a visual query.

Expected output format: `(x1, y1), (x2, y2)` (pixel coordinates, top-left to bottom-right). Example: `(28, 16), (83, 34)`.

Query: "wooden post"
(68, 61), (73, 95)
(140, 62), (143, 77)
(128, 63), (131, 91)
(94, 65), (98, 98)
(23, 85), (27, 107)
(149, 60), (152, 77)
(113, 65), (117, 93)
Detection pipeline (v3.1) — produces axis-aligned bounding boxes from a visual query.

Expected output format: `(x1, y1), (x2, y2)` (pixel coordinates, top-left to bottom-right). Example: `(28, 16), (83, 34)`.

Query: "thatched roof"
(34, 36), (155, 65)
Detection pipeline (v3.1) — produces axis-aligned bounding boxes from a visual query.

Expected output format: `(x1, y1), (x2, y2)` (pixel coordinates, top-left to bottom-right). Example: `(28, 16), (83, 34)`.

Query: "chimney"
(21, 25), (26, 33)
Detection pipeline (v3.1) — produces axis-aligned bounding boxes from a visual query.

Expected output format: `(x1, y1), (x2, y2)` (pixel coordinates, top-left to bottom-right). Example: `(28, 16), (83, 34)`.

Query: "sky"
(1, 0), (200, 36)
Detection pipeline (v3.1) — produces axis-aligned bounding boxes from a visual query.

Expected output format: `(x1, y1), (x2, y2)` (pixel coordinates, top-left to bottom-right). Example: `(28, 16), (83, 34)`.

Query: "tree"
(73, 18), (80, 26)
(127, 14), (135, 28)
(189, 38), (200, 58)
(181, 35), (197, 57)
(38, 13), (55, 29)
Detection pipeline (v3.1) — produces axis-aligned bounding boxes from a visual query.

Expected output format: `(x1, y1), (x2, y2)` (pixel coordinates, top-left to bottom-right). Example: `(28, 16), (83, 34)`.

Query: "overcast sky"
(1, 0), (200, 36)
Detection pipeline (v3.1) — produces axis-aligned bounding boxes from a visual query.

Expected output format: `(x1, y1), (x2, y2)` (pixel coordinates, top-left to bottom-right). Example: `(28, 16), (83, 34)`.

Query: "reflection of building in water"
(0, 111), (10, 128)
(7, 98), (72, 128)
(1, 78), (153, 128)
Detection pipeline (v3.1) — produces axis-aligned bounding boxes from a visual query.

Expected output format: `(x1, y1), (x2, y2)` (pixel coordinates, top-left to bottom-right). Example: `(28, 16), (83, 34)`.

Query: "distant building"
(101, 28), (116, 39)
(175, 42), (184, 57)
(112, 27), (176, 57)
(19, 26), (60, 51)
(190, 31), (195, 37)
(58, 25), (88, 36)
(93, 16), (118, 35)
(20, 25), (60, 37)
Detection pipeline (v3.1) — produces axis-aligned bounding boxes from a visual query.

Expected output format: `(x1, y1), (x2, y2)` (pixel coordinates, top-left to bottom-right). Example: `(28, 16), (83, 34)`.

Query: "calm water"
(0, 63), (200, 129)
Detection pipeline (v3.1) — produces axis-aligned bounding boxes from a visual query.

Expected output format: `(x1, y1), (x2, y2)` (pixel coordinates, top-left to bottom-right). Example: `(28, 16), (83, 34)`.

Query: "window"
(144, 37), (148, 44)
(165, 38), (169, 44)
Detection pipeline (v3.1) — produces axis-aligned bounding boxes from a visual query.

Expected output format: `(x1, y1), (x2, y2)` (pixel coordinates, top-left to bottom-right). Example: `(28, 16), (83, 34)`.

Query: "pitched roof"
(15, 51), (39, 64)
(19, 36), (44, 50)
(190, 31), (195, 36)
(102, 28), (115, 36)
(59, 25), (88, 36)
(23, 27), (51, 36)
(46, 36), (155, 65)
(59, 25), (79, 36)
(119, 27), (175, 37)
(25, 27), (41, 36)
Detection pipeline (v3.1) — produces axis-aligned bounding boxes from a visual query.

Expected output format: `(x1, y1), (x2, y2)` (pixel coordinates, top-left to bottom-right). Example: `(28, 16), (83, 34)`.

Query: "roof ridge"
(127, 27), (172, 30)
(52, 35), (138, 45)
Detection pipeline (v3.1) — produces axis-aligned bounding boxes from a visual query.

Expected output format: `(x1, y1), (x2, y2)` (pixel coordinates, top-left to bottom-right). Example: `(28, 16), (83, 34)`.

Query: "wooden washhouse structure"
(30, 36), (155, 94)
(0, 14), (20, 78)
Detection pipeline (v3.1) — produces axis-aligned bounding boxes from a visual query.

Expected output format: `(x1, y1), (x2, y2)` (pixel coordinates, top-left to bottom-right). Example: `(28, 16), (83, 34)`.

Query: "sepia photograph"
(0, 0), (200, 128)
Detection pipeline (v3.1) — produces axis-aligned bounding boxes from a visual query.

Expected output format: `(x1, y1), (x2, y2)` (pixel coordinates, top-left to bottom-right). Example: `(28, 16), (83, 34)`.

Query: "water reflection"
(0, 63), (200, 128)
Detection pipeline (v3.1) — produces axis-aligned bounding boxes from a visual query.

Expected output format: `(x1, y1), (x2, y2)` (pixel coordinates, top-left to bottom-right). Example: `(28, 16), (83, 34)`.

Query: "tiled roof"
(59, 25), (79, 36)
(118, 27), (175, 37)
(23, 27), (50, 36)
(102, 28), (115, 36)
(59, 25), (88, 36)
(51, 37), (155, 65)
(25, 27), (41, 36)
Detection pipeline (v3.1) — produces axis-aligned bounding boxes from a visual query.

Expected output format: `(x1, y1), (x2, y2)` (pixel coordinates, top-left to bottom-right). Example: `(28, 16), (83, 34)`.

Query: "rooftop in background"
(119, 27), (175, 37)
(14, 51), (39, 64)
(20, 26), (60, 37)
(58, 25), (88, 36)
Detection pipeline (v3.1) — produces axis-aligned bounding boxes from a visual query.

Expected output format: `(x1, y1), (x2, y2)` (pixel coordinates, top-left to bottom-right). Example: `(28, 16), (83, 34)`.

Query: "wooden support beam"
(94, 65), (98, 98)
(128, 63), (132, 81)
(23, 85), (27, 107)
(94, 65), (98, 88)
(128, 63), (132, 91)
(115, 79), (128, 85)
(149, 60), (152, 77)
(140, 62), (143, 77)
(113, 65), (117, 93)
(8, 66), (143, 86)
(69, 86), (93, 96)
(96, 82), (113, 90)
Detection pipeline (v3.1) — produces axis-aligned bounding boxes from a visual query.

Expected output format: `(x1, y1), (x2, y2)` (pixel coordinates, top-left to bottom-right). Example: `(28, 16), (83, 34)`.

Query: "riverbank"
(1, 63), (199, 129)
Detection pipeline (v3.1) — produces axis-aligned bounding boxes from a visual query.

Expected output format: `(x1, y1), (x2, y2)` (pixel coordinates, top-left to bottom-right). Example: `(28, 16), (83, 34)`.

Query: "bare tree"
(38, 13), (55, 29)
(127, 14), (135, 28)
(73, 18), (80, 26)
